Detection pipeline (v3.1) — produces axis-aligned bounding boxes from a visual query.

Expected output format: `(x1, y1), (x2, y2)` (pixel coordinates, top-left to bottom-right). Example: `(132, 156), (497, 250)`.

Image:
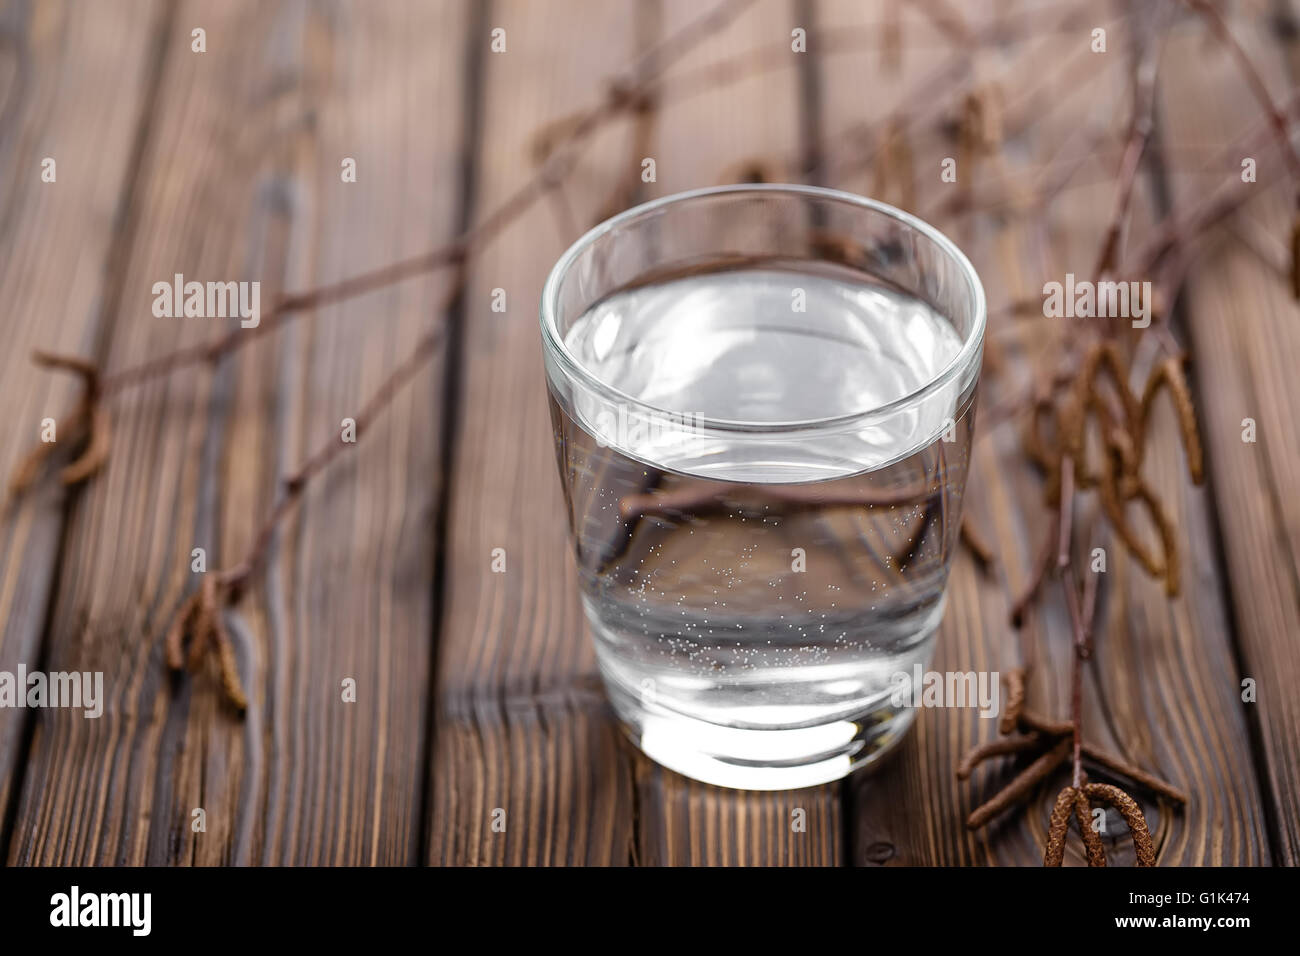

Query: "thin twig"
(1182, 0), (1300, 178)
(86, 0), (759, 400)
(956, 732), (1042, 779)
(219, 287), (458, 600)
(966, 737), (1072, 829)
(1094, 2), (1171, 277)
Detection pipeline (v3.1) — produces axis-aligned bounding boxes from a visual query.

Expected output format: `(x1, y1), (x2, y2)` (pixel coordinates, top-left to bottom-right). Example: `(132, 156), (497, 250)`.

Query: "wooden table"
(0, 0), (1295, 866)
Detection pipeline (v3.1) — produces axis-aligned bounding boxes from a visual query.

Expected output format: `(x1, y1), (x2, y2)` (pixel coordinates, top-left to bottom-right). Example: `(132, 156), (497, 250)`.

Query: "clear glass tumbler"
(540, 184), (985, 790)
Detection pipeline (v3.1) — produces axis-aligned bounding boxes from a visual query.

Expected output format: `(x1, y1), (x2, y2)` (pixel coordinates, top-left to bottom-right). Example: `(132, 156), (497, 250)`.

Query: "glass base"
(604, 677), (918, 791)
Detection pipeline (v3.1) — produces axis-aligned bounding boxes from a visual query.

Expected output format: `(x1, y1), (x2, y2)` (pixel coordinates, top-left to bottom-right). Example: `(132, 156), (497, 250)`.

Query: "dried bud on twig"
(1044, 785), (1109, 866)
(956, 732), (1041, 780)
(1043, 786), (1076, 866)
(163, 577), (247, 714)
(966, 737), (1071, 829)
(999, 667), (1027, 734)
(1140, 355), (1204, 484)
(7, 351), (110, 498)
(1024, 340), (1203, 596)
(1083, 782), (1156, 867)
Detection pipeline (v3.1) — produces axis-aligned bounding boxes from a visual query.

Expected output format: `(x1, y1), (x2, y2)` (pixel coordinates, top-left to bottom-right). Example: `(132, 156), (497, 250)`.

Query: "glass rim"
(539, 183), (986, 434)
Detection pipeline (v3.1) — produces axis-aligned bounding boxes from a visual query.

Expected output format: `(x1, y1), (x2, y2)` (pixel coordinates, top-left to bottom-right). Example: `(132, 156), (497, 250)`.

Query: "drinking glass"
(540, 184), (985, 790)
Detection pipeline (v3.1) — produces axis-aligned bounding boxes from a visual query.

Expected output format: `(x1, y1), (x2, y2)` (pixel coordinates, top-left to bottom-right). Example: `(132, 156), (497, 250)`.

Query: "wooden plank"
(628, 0), (842, 867)
(428, 0), (851, 865)
(817, 1), (1270, 864)
(427, 0), (641, 866)
(7, 0), (466, 865)
(1156, 9), (1300, 864)
(637, 765), (842, 865)
(815, 0), (1024, 867)
(0, 0), (165, 845)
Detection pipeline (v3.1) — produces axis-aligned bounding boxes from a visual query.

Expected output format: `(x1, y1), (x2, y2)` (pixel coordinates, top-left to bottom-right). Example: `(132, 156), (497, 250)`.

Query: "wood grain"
(0, 0), (166, 849)
(628, 0), (844, 868)
(5, 0), (465, 865)
(426, 0), (847, 866)
(426, 0), (640, 866)
(817, 0), (1271, 865)
(0, 0), (1291, 868)
(1156, 11), (1300, 864)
